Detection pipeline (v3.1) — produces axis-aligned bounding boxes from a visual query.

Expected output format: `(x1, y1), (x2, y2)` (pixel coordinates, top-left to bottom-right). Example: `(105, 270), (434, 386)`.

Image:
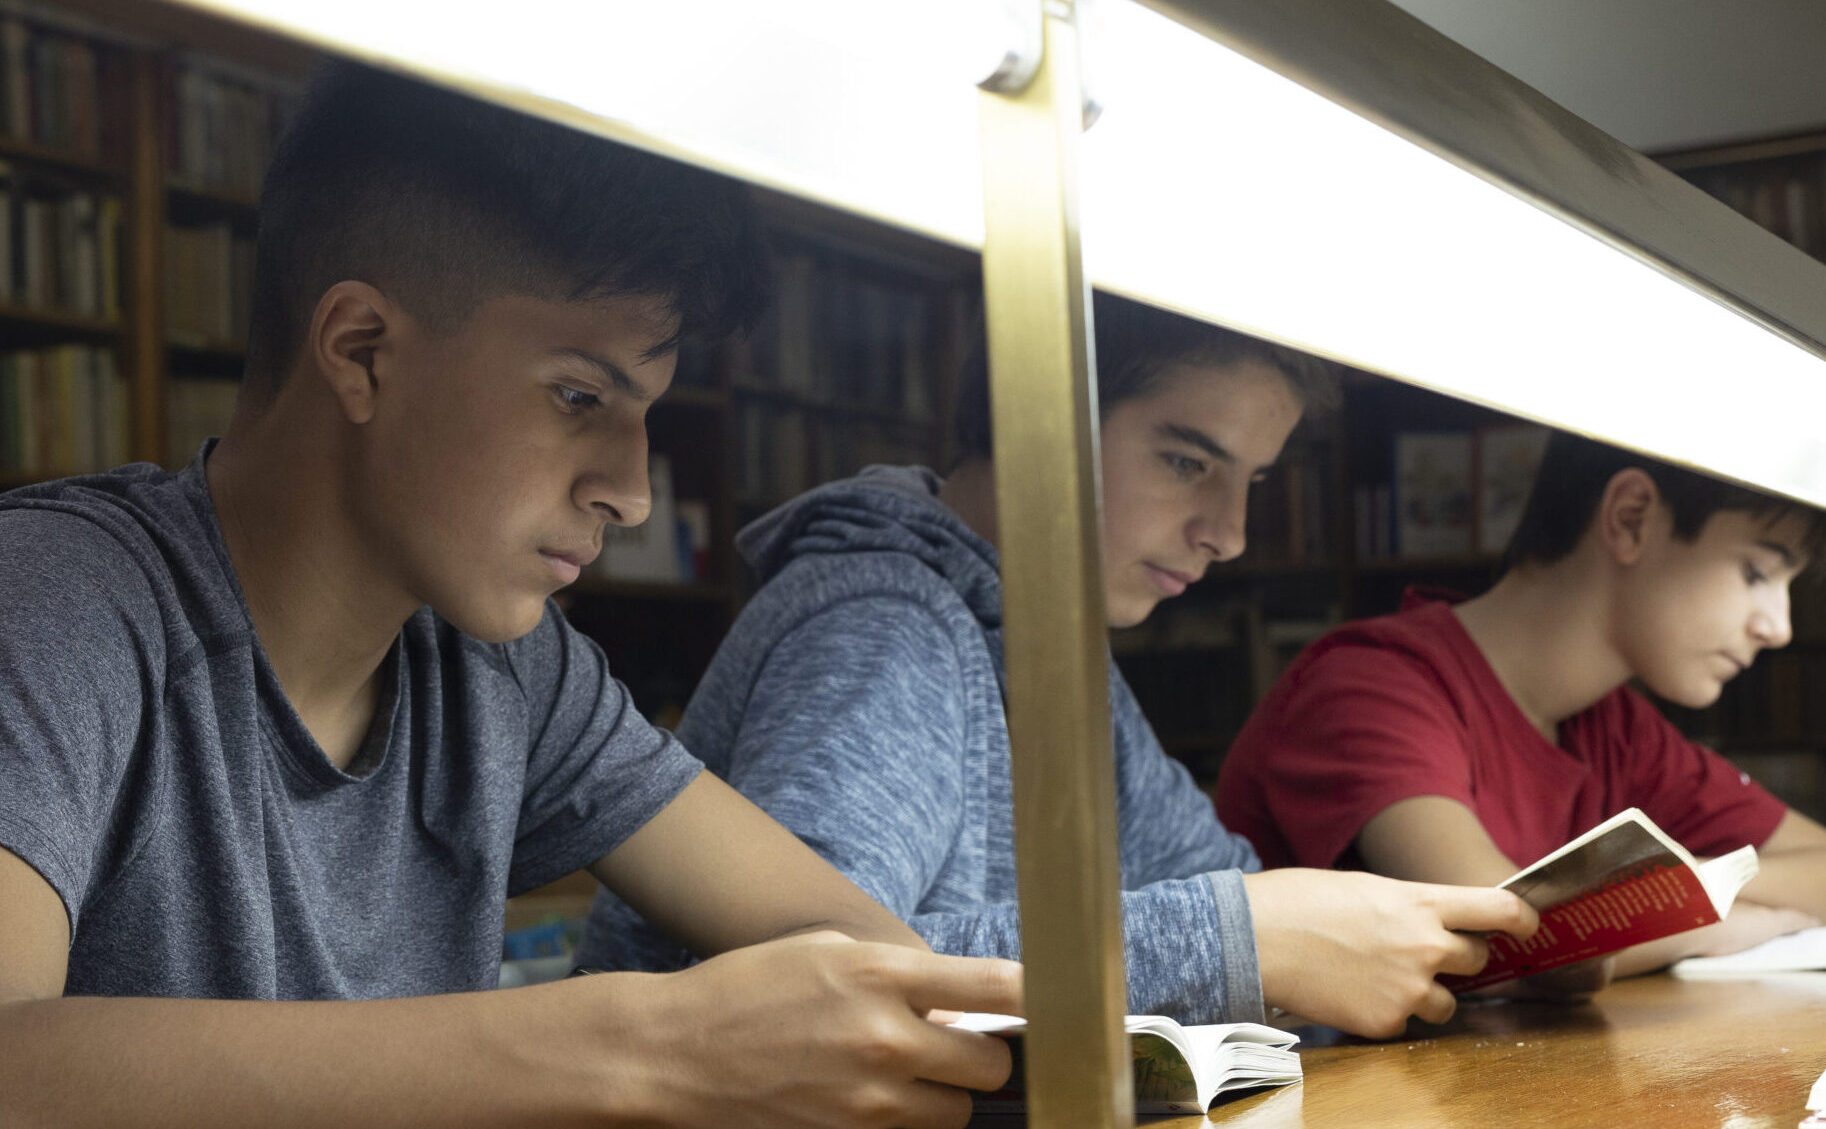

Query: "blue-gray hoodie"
(576, 466), (1265, 1023)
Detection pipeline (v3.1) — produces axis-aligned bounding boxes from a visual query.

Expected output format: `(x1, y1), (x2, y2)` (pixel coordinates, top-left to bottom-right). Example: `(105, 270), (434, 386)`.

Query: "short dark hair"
(1503, 431), (1826, 570)
(953, 290), (1342, 460)
(245, 61), (769, 393)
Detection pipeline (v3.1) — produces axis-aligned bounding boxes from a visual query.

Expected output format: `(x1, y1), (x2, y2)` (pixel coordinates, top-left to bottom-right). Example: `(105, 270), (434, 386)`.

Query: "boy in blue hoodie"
(580, 294), (1537, 1038)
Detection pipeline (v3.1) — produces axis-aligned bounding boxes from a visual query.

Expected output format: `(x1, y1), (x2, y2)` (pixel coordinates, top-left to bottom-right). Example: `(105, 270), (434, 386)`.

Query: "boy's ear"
(308, 281), (395, 425)
(1596, 467), (1662, 566)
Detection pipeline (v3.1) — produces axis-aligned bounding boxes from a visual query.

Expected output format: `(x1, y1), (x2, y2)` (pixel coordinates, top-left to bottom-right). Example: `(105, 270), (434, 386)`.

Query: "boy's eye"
(1160, 452), (1206, 479)
(1743, 561), (1769, 585)
(554, 385), (602, 414)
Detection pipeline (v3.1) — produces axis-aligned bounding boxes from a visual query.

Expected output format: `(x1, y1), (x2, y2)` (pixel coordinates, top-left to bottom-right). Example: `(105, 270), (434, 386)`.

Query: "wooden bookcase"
(0, 0), (314, 491)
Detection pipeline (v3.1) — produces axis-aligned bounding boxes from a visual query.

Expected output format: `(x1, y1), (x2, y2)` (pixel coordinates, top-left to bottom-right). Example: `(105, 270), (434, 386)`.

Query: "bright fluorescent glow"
(1079, 1), (1826, 505)
(175, 0), (994, 246)
(172, 0), (1826, 503)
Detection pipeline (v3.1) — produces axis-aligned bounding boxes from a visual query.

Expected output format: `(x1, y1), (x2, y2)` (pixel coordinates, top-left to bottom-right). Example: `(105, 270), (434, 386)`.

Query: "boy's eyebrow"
(555, 347), (658, 403)
(1757, 540), (1801, 569)
(1155, 422), (1235, 464)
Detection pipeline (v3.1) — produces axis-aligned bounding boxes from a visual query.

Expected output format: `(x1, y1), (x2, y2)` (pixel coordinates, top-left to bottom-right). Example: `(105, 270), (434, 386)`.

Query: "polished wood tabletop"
(1180, 973), (1826, 1129)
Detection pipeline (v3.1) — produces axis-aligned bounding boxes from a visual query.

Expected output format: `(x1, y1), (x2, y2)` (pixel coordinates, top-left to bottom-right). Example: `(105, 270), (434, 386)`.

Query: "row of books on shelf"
(166, 374), (237, 468)
(0, 344), (126, 476)
(0, 16), (101, 157)
(730, 250), (940, 419)
(164, 220), (254, 347)
(1681, 152), (1826, 262)
(1248, 441), (1334, 565)
(1357, 423), (1550, 561)
(0, 171), (119, 317)
(734, 400), (932, 508)
(166, 61), (299, 201)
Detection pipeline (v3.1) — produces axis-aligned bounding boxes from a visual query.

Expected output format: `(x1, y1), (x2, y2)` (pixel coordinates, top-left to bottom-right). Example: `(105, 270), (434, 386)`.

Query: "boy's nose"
(1197, 485), (1249, 563)
(577, 435), (653, 528)
(1750, 590), (1793, 649)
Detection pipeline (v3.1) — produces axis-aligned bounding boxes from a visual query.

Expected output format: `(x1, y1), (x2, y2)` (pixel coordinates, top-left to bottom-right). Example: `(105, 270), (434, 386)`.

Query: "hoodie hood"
(736, 465), (1004, 628)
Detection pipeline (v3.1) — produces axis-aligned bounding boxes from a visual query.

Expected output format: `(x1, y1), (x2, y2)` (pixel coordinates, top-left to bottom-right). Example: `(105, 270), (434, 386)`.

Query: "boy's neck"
(1451, 557), (1635, 741)
(205, 400), (416, 770)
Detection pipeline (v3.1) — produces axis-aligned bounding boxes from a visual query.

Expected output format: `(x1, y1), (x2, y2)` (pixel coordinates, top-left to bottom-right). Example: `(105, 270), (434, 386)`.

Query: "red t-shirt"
(1213, 590), (1787, 872)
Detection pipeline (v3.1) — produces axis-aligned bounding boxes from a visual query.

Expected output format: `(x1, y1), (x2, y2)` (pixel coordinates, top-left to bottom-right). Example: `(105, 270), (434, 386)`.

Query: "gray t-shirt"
(0, 455), (700, 1000)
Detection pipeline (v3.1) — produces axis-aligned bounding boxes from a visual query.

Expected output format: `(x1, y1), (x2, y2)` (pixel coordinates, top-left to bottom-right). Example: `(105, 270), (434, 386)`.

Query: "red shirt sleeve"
(1220, 641), (1480, 869)
(1585, 688), (1789, 856)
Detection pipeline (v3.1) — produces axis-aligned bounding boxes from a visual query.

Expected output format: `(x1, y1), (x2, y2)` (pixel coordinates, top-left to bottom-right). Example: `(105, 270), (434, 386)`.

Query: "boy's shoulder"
(1290, 590), (1470, 685)
(0, 465), (213, 646)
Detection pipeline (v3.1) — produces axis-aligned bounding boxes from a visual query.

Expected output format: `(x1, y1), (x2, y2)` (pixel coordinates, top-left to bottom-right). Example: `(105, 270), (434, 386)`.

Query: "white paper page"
(1670, 925), (1826, 977)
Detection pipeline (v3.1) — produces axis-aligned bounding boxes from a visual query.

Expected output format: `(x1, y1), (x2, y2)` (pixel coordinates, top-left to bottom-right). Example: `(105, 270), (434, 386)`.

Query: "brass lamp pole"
(977, 4), (1133, 1127)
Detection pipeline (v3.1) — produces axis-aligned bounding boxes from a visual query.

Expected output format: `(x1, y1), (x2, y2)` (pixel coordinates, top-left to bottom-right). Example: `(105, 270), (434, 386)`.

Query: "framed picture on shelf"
(1393, 431), (1473, 558)
(1474, 423), (1551, 556)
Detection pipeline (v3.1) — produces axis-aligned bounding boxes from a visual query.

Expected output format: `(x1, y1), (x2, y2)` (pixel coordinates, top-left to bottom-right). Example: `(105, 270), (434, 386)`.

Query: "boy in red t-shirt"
(1216, 431), (1826, 979)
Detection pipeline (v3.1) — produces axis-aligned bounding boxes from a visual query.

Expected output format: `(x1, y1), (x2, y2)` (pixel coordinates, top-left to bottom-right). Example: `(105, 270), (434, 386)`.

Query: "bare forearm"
(1610, 933), (1701, 978)
(0, 980), (658, 1129)
(1743, 849), (1826, 918)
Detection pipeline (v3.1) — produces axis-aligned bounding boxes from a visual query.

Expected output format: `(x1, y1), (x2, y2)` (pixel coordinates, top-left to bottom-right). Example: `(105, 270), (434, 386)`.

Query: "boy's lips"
(540, 546), (598, 584)
(1144, 563), (1197, 597)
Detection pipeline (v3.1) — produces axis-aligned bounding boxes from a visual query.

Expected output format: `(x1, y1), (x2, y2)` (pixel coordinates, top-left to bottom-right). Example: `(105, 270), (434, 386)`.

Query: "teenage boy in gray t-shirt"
(0, 63), (1018, 1128)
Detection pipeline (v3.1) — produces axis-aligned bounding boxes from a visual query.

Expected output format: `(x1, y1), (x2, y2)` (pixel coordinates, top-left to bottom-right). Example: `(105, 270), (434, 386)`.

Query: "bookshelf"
(0, 0), (311, 482)
(726, 197), (976, 529)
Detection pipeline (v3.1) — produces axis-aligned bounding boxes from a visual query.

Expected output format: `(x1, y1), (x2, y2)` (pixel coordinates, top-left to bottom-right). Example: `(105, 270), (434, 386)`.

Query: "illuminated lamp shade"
(167, 0), (1826, 503)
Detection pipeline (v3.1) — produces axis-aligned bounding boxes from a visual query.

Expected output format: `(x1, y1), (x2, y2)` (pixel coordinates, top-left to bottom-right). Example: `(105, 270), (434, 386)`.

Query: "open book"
(1438, 807), (1759, 991)
(1671, 924), (1826, 977)
(952, 1013), (1299, 1114)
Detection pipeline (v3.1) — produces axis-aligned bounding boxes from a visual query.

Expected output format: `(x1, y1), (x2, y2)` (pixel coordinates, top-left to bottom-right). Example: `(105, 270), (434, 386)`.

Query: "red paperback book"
(1439, 807), (1759, 991)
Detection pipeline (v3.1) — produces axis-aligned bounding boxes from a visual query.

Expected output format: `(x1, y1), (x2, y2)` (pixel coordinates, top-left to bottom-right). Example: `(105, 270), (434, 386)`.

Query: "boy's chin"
(1104, 595), (1161, 631)
(439, 596), (551, 643)
(1654, 678), (1728, 712)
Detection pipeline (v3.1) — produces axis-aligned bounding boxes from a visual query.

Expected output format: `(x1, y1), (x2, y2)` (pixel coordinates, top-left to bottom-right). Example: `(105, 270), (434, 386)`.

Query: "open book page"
(1671, 924), (1826, 977)
(1439, 808), (1759, 991)
(1803, 1065), (1826, 1129)
(953, 1013), (1300, 1114)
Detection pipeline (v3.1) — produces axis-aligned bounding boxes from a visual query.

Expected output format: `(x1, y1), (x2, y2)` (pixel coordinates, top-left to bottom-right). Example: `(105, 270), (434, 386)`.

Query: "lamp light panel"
(168, 0), (1826, 503)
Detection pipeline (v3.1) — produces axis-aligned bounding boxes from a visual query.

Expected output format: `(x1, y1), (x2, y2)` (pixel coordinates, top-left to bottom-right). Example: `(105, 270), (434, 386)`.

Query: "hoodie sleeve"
(1109, 665), (1262, 881)
(728, 597), (1265, 1025)
(909, 874), (1263, 1025)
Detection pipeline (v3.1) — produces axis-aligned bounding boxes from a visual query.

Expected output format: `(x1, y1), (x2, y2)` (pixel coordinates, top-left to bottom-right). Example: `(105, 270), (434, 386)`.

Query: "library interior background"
(3, 0), (1825, 946)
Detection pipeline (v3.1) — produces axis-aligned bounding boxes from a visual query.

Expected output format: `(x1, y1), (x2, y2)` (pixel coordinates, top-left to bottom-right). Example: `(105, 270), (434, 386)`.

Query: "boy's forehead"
(479, 291), (679, 351)
(1714, 507), (1816, 565)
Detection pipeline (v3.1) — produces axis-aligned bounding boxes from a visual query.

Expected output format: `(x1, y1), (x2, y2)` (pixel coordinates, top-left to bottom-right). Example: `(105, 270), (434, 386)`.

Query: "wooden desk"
(1184, 974), (1826, 1129)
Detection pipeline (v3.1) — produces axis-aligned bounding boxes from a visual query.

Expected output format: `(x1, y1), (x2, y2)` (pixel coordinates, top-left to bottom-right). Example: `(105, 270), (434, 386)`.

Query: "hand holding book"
(1439, 808), (1760, 991)
(952, 1013), (1300, 1115)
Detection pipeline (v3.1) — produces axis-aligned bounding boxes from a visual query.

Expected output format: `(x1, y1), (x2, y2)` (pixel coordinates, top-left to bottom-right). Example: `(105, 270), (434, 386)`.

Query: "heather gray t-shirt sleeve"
(0, 510), (160, 930)
(726, 596), (1263, 1024)
(501, 610), (703, 896)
